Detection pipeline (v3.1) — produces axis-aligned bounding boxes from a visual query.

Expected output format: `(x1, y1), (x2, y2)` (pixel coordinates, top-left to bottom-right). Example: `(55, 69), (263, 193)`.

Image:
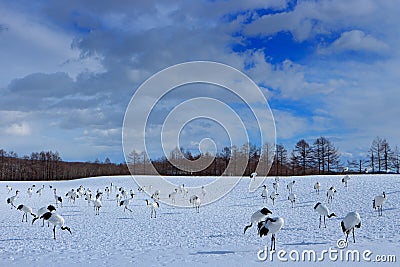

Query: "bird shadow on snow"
(382, 207), (398, 212)
(282, 241), (329, 246)
(191, 250), (235, 255)
(0, 237), (49, 242)
(208, 234), (225, 238)
(386, 190), (400, 195)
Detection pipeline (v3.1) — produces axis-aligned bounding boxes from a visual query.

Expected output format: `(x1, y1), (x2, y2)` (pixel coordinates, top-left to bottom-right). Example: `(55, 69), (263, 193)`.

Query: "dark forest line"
(1, 136), (399, 181)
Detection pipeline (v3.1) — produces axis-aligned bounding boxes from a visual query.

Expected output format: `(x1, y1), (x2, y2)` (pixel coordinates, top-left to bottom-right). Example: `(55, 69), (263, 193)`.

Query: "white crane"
(288, 193), (296, 208)
(6, 185), (12, 194)
(40, 212), (72, 240)
(16, 204), (36, 222)
(286, 181), (295, 193)
(120, 196), (134, 212)
(313, 202), (336, 228)
(313, 182), (321, 194)
(270, 191), (279, 206)
(168, 188), (178, 204)
(342, 175), (350, 187)
(189, 195), (201, 213)
(36, 185), (45, 197)
(201, 186), (206, 197)
(258, 217), (284, 251)
(341, 212), (361, 243)
(94, 193), (102, 215)
(373, 192), (386, 216)
(53, 189), (63, 207)
(261, 185), (268, 204)
(326, 187), (336, 203)
(27, 187), (33, 198)
(6, 190), (19, 209)
(32, 205), (57, 226)
(145, 199), (160, 218)
(272, 182), (279, 193)
(244, 207), (272, 234)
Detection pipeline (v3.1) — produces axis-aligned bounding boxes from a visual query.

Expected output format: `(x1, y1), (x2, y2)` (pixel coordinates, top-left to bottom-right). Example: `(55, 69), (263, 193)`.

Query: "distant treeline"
(0, 149), (129, 181)
(1, 136), (399, 181)
(127, 136), (400, 176)
(127, 136), (341, 176)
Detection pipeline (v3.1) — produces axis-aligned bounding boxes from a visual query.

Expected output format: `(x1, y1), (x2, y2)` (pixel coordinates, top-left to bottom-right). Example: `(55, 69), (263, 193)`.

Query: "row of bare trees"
(346, 136), (400, 174)
(126, 136), (342, 176)
(289, 137), (340, 175)
(128, 136), (400, 176)
(0, 149), (129, 181)
(2, 136), (398, 181)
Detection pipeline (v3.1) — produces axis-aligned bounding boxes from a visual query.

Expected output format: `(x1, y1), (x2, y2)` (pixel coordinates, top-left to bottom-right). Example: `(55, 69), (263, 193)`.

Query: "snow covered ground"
(0, 174), (399, 266)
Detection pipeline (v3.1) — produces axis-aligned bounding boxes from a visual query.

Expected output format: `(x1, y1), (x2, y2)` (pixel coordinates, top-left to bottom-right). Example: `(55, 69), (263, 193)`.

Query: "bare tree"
(326, 140), (340, 173)
(293, 139), (311, 175)
(312, 137), (326, 174)
(391, 146), (400, 173)
(128, 150), (140, 175)
(381, 138), (392, 172)
(311, 137), (339, 174)
(275, 144), (287, 176)
(370, 137), (384, 172)
(258, 142), (274, 176)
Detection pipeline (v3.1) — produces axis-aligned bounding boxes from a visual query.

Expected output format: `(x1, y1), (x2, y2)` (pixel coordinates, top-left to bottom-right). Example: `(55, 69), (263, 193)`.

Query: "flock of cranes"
(3, 173), (389, 255)
(244, 174), (387, 251)
(5, 181), (204, 239)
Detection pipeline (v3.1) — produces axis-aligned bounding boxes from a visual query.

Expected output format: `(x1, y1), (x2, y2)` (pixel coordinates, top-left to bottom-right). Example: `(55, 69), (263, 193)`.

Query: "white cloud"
(318, 30), (389, 54)
(1, 0), (400, 163)
(242, 0), (396, 44)
(244, 51), (336, 99)
(272, 110), (309, 140)
(0, 5), (104, 88)
(5, 123), (31, 136)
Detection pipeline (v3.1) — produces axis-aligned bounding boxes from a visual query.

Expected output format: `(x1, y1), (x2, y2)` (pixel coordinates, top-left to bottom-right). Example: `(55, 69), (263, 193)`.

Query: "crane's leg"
(53, 226), (57, 240)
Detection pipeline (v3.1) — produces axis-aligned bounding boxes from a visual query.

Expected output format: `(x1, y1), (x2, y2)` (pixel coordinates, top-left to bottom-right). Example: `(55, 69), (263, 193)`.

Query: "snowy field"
(0, 174), (399, 266)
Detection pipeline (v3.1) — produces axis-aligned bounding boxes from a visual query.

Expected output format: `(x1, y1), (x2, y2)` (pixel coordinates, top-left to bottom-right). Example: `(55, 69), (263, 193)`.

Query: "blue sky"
(0, 0), (399, 163)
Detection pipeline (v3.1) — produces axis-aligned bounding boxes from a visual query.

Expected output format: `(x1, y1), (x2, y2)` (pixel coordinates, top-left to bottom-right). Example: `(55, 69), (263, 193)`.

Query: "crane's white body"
(270, 191), (279, 205)
(373, 192), (386, 216)
(40, 212), (72, 239)
(258, 217), (284, 251)
(287, 181), (295, 193)
(314, 202), (336, 228)
(17, 204), (35, 222)
(261, 185), (268, 203)
(244, 208), (272, 234)
(314, 182), (321, 194)
(288, 193), (296, 208)
(341, 212), (361, 243)
(145, 199), (159, 218)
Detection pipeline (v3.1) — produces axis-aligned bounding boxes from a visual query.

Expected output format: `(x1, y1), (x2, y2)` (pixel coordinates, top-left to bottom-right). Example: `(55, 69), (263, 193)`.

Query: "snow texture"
(0, 174), (399, 266)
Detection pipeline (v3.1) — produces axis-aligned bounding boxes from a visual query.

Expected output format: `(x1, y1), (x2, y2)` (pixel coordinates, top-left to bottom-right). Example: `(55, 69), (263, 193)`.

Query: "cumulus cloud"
(0, 0), (399, 162)
(0, 5), (104, 88)
(244, 51), (336, 99)
(318, 30), (389, 54)
(242, 0), (395, 44)
(5, 123), (31, 136)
